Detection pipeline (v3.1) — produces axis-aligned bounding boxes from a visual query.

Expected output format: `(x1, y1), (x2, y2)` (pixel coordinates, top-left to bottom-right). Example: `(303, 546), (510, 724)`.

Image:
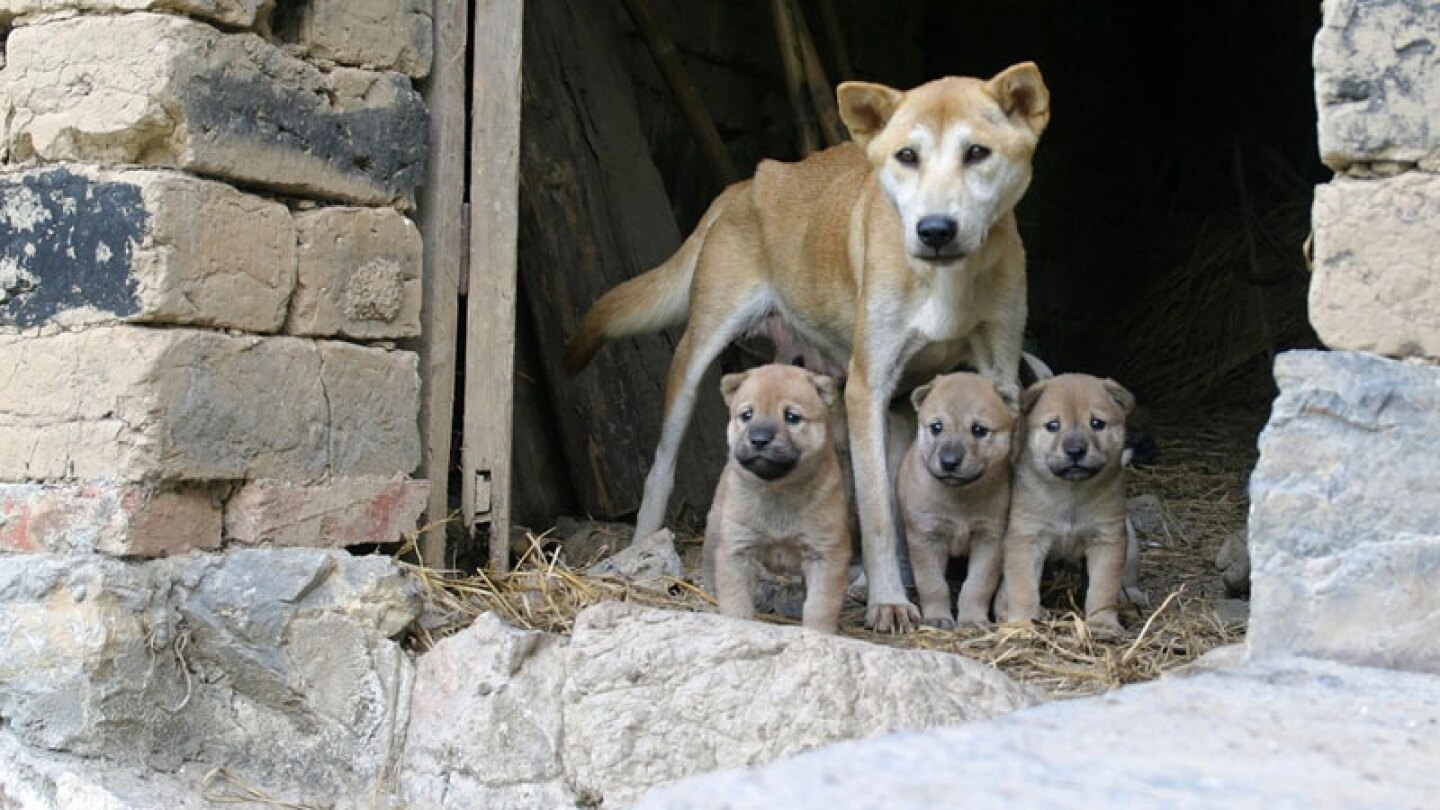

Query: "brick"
(224, 476), (429, 548)
(287, 207), (423, 340)
(0, 482), (220, 556)
(276, 0), (434, 78)
(0, 326), (420, 483)
(0, 0), (266, 27)
(1248, 351), (1440, 674)
(1315, 0), (1440, 171)
(4, 14), (427, 206)
(1309, 172), (1440, 358)
(0, 166), (295, 333)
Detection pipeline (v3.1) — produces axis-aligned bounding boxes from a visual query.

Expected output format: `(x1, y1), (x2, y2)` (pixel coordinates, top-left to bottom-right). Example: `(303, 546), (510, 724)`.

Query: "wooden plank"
(464, 0), (525, 572)
(516, 0), (729, 525)
(414, 0), (469, 569)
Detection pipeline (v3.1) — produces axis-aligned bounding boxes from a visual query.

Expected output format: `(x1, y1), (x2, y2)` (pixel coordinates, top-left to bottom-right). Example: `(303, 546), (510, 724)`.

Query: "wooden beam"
(789, 0), (847, 147)
(620, 0), (737, 186)
(770, 0), (820, 155)
(464, 0), (525, 573)
(415, 0), (469, 569)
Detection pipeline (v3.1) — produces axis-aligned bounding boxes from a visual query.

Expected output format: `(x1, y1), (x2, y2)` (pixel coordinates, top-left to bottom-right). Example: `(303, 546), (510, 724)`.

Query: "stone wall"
(0, 2), (431, 557)
(1247, 0), (1440, 673)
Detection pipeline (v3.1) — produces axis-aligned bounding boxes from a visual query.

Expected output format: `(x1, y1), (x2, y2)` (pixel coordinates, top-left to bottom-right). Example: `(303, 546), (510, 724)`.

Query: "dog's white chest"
(908, 270), (978, 342)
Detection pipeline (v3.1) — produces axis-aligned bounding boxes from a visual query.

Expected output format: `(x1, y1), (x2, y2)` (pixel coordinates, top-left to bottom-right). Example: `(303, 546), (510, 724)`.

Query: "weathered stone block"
(1315, 0), (1440, 171)
(0, 327), (420, 483)
(287, 207), (422, 340)
(1310, 173), (1440, 357)
(1248, 350), (1440, 673)
(0, 482), (220, 556)
(276, 0), (434, 78)
(0, 0), (266, 27)
(224, 476), (429, 548)
(4, 14), (427, 206)
(402, 603), (1040, 809)
(0, 166), (295, 333)
(0, 549), (420, 803)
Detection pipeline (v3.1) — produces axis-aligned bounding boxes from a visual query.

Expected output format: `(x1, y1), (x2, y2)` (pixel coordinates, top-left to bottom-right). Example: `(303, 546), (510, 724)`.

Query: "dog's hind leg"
(633, 285), (768, 542)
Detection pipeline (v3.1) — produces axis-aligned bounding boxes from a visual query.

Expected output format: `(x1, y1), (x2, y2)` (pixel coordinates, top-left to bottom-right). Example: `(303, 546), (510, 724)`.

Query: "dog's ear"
(720, 371), (749, 408)
(909, 381), (935, 412)
(985, 62), (1050, 137)
(994, 381), (1021, 414)
(1101, 378), (1136, 417)
(809, 372), (838, 408)
(1019, 378), (1051, 415)
(837, 82), (902, 148)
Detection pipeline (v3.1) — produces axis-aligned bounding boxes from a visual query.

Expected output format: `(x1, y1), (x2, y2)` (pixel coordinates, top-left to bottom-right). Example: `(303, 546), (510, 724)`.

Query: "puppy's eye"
(1090, 417), (1107, 431)
(895, 147), (919, 166)
(1044, 419), (1061, 433)
(971, 423), (990, 438)
(928, 421), (943, 435)
(964, 144), (991, 165)
(739, 408), (753, 423)
(784, 408), (802, 425)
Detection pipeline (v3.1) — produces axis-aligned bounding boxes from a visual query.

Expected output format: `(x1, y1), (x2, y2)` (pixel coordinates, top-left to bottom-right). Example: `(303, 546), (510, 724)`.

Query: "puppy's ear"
(1019, 378), (1051, 414)
(720, 372), (749, 408)
(994, 381), (1021, 414)
(809, 372), (838, 407)
(909, 381), (935, 412)
(837, 82), (902, 148)
(1102, 378), (1136, 416)
(985, 62), (1050, 137)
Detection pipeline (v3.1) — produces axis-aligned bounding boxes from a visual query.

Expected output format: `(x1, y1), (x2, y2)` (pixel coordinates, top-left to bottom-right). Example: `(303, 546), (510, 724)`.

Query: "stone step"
(0, 326), (420, 483)
(634, 655), (1440, 809)
(4, 13), (427, 206)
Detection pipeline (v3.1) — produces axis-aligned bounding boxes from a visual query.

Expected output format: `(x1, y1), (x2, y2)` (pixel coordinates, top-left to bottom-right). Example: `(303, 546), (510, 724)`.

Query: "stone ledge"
(4, 13), (427, 206)
(1309, 172), (1440, 358)
(0, 326), (421, 483)
(224, 476), (429, 548)
(1315, 0), (1440, 171)
(0, 482), (221, 556)
(0, 165), (296, 334)
(1247, 350), (1440, 673)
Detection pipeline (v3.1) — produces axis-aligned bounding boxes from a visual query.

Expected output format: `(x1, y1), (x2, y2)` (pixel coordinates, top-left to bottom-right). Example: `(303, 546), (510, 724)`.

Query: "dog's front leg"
(847, 343), (921, 634)
(955, 531), (1002, 626)
(969, 318), (1024, 388)
(1084, 527), (1127, 638)
(713, 540), (757, 622)
(800, 542), (850, 635)
(999, 526), (1048, 624)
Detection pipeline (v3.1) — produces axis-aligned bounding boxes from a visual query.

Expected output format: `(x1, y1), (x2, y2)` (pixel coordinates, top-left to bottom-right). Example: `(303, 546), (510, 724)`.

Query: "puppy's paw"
(954, 606), (991, 627)
(1122, 585), (1150, 609)
(1086, 615), (1124, 640)
(866, 602), (921, 634)
(922, 615), (956, 630)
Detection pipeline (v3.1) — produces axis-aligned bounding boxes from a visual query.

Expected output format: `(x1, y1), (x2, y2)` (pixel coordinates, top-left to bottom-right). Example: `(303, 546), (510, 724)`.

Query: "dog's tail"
(564, 187), (736, 373)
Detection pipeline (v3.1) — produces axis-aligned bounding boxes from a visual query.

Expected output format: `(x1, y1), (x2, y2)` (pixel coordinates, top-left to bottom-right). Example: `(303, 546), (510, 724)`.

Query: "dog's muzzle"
(1048, 461), (1102, 482)
(735, 443), (800, 481)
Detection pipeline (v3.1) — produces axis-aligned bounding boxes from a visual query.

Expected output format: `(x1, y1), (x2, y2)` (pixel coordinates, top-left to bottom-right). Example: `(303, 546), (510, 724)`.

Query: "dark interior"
(477, 0), (1324, 537)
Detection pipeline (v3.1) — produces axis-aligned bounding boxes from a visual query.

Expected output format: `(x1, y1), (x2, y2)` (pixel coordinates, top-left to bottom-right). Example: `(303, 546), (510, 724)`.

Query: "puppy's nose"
(1062, 436), (1088, 461)
(748, 425), (776, 449)
(916, 216), (958, 249)
(939, 449), (962, 472)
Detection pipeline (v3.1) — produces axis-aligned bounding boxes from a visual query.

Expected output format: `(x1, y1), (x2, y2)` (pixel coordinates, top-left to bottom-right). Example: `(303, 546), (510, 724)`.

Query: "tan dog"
(566, 65), (1050, 633)
(999, 374), (1135, 635)
(701, 365), (850, 633)
(897, 372), (1018, 628)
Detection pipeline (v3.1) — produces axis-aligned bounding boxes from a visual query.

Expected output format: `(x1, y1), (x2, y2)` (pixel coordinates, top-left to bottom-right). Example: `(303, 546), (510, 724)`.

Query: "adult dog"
(566, 64), (1050, 632)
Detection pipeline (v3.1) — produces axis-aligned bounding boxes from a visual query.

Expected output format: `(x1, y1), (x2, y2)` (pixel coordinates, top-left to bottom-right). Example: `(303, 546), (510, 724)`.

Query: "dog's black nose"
(939, 449), (962, 472)
(748, 426), (776, 449)
(916, 216), (958, 249)
(1062, 436), (1088, 461)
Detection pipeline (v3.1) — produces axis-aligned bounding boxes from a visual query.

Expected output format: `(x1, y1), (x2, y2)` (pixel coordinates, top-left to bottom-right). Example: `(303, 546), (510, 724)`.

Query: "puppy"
(999, 374), (1135, 635)
(897, 373), (1018, 628)
(701, 365), (850, 633)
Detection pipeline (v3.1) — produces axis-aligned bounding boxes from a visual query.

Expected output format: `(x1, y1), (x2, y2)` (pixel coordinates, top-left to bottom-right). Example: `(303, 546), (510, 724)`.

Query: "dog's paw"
(1086, 615), (1125, 640)
(954, 606), (991, 627)
(866, 602), (921, 634)
(1122, 585), (1150, 609)
(922, 615), (956, 630)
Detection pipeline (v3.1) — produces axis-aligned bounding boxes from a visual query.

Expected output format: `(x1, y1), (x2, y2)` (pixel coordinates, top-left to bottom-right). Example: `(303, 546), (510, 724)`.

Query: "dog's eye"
(971, 423), (990, 438)
(928, 420), (943, 435)
(1090, 417), (1107, 431)
(964, 144), (991, 165)
(895, 147), (919, 166)
(1044, 419), (1061, 433)
(784, 408), (802, 425)
(739, 408), (753, 423)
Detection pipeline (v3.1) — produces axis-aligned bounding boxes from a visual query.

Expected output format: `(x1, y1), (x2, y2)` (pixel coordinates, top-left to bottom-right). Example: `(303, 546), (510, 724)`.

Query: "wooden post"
(770, 0), (820, 155)
(789, 0), (846, 147)
(464, 0), (525, 573)
(415, 0), (469, 569)
(620, 0), (737, 186)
